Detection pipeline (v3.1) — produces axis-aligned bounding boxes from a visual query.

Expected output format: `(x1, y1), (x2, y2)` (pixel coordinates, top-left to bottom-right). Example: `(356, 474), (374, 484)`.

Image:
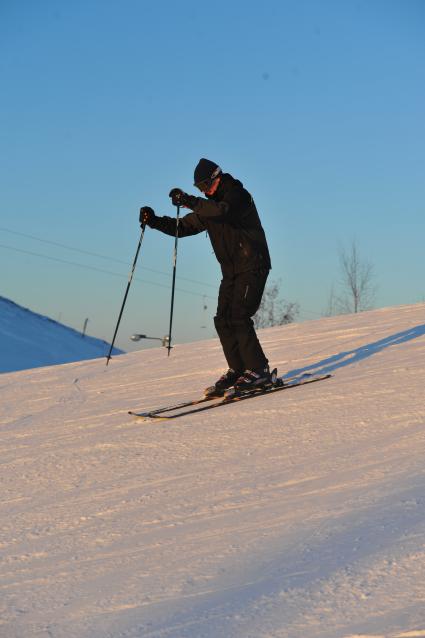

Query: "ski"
(129, 373), (331, 421)
(128, 392), (222, 419)
(128, 368), (303, 418)
(129, 368), (277, 418)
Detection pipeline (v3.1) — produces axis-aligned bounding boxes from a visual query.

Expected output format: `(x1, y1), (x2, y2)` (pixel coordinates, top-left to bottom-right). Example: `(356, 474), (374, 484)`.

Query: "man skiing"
(139, 158), (272, 396)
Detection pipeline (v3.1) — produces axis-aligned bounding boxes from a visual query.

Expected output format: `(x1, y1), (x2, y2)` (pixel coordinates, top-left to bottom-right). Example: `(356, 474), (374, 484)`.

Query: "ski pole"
(106, 224), (146, 365)
(166, 205), (180, 356)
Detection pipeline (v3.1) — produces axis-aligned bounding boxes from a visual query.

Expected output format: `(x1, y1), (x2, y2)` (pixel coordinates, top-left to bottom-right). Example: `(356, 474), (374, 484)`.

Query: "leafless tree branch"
(253, 280), (299, 328)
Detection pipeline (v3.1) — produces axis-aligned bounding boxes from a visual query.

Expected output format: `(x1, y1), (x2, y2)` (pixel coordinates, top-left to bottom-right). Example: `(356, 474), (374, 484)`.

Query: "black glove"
(169, 188), (198, 210)
(139, 206), (156, 228)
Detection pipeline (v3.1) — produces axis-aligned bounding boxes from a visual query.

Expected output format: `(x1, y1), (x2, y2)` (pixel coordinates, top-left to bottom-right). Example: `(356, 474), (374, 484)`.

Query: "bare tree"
(323, 284), (337, 317)
(333, 240), (377, 314)
(254, 280), (299, 329)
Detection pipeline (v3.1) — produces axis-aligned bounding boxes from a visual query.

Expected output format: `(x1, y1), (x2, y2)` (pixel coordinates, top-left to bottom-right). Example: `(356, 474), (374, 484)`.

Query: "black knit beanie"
(194, 158), (221, 185)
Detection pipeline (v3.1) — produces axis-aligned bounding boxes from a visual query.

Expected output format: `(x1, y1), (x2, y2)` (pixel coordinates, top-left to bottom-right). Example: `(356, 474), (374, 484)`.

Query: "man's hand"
(169, 188), (185, 206)
(139, 206), (156, 228)
(169, 188), (198, 210)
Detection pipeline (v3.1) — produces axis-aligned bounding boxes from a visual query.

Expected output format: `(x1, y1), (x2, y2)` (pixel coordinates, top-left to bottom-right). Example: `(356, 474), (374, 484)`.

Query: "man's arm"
(140, 207), (205, 238)
(168, 183), (252, 220)
(193, 185), (251, 219)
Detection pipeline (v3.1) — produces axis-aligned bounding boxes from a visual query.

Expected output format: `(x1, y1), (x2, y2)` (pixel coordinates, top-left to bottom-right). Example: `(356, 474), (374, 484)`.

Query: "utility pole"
(82, 317), (89, 338)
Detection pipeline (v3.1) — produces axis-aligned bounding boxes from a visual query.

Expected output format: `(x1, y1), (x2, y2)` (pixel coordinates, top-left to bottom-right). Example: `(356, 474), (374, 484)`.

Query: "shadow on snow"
(285, 323), (425, 379)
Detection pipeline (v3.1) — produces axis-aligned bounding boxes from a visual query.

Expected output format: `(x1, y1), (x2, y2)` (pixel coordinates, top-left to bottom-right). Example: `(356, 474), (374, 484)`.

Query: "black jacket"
(150, 173), (271, 277)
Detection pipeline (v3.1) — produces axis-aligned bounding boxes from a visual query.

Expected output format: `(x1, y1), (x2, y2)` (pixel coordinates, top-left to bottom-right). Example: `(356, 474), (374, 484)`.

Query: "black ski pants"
(214, 269), (269, 373)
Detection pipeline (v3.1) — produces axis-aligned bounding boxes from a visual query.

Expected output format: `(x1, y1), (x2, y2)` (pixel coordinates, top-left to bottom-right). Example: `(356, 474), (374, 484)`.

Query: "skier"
(139, 158), (272, 396)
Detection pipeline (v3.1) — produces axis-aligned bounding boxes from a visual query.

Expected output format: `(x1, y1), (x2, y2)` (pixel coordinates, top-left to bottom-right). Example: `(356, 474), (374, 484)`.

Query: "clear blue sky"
(1, 0), (424, 352)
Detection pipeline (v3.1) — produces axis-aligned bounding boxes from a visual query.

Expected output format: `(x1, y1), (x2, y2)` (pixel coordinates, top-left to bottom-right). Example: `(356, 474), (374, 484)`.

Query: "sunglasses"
(195, 178), (214, 193)
(194, 166), (222, 192)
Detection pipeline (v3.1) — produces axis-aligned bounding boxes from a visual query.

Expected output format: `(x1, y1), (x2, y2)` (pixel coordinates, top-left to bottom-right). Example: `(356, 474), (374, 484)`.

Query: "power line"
(0, 243), (216, 300)
(0, 227), (324, 319)
(0, 225), (217, 290)
(298, 308), (323, 318)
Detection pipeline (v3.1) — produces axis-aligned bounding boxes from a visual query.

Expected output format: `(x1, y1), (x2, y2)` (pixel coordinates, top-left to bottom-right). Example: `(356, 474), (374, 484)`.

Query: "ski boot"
(224, 366), (275, 398)
(204, 368), (242, 398)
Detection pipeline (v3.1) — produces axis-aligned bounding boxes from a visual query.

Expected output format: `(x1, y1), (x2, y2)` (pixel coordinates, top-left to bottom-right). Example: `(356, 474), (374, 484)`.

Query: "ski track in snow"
(0, 304), (425, 638)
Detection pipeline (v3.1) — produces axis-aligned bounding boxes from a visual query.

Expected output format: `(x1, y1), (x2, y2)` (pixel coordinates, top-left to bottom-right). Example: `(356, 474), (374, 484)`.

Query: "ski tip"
(129, 411), (151, 420)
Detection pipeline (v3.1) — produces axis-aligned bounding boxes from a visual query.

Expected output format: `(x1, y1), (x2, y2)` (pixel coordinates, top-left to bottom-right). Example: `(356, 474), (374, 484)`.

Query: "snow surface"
(0, 296), (123, 373)
(1, 303), (425, 638)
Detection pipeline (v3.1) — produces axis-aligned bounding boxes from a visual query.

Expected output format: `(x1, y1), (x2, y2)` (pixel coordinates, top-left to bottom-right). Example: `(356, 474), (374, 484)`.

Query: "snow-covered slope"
(0, 296), (123, 373)
(1, 303), (425, 638)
